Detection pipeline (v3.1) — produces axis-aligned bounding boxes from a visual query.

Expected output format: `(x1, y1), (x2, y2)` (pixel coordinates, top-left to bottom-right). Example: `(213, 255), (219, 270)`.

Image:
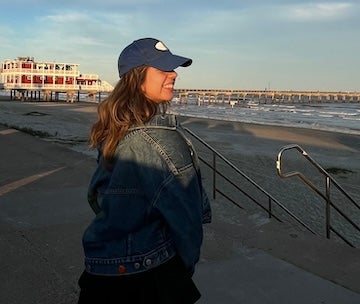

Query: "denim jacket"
(82, 114), (211, 276)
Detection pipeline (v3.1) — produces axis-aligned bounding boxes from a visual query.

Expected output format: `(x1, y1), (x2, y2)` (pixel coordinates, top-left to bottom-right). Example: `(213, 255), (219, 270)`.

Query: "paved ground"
(0, 100), (360, 303)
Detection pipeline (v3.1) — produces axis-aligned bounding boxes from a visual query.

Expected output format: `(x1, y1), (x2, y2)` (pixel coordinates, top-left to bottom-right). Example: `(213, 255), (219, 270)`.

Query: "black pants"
(78, 256), (201, 304)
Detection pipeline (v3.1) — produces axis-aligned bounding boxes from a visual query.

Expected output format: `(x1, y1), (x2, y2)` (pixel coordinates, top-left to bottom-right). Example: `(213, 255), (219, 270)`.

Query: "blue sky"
(1, 0), (359, 91)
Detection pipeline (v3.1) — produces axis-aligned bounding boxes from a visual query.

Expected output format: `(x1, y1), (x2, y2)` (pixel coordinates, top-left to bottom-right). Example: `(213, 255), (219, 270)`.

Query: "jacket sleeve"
(154, 166), (206, 275)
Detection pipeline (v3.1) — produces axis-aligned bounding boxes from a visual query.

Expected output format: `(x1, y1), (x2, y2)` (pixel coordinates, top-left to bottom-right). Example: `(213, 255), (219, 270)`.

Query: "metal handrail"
(182, 125), (315, 234)
(276, 144), (360, 247)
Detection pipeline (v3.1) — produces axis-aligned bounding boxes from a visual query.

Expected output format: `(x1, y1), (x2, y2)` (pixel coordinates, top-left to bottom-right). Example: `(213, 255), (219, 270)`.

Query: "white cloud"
(44, 12), (90, 23)
(289, 2), (353, 21)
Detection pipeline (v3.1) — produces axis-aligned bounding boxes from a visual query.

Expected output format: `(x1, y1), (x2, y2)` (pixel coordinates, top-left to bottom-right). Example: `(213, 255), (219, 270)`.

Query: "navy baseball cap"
(118, 38), (192, 77)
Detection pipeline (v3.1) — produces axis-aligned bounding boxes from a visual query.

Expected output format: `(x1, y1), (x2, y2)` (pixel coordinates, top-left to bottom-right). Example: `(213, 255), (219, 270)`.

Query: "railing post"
(212, 152), (216, 199)
(325, 176), (331, 239)
(268, 197), (272, 218)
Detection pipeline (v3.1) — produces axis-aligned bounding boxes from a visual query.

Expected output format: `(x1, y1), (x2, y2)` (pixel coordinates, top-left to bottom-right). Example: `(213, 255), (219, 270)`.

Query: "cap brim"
(149, 54), (192, 71)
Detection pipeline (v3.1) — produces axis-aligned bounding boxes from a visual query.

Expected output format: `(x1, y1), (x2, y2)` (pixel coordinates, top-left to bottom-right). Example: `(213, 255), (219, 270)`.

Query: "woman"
(78, 38), (211, 304)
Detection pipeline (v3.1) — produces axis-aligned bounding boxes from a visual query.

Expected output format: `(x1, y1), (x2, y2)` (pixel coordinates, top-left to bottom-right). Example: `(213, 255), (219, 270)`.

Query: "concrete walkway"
(0, 102), (359, 303)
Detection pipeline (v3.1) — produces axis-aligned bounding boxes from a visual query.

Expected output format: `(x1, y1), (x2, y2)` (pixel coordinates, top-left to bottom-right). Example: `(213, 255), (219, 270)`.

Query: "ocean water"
(169, 98), (360, 136)
(1, 90), (359, 135)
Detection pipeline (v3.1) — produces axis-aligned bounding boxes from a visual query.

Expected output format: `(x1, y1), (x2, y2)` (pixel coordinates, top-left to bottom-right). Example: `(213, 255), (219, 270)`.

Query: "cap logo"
(155, 41), (168, 51)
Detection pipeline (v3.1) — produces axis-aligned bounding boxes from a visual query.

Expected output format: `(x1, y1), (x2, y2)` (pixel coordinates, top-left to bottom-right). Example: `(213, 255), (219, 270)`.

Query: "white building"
(0, 56), (113, 101)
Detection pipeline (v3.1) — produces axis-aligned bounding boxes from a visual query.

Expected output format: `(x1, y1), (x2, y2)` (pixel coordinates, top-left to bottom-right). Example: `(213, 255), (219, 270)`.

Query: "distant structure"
(0, 56), (114, 102)
(174, 89), (360, 105)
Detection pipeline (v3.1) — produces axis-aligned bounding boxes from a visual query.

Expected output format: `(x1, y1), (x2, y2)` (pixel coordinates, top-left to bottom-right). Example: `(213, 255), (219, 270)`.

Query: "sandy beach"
(0, 97), (359, 245)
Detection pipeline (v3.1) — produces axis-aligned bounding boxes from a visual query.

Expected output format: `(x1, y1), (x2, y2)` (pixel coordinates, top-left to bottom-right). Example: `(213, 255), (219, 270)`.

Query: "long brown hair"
(90, 65), (168, 162)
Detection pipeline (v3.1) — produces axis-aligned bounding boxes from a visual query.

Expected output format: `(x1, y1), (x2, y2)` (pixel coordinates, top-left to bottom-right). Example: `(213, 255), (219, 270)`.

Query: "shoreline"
(2, 93), (359, 136)
(176, 112), (360, 136)
(179, 115), (360, 155)
(0, 98), (359, 159)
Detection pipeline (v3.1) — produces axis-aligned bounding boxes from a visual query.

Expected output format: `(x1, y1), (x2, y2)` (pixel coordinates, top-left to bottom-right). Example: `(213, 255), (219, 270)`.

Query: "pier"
(175, 89), (360, 104)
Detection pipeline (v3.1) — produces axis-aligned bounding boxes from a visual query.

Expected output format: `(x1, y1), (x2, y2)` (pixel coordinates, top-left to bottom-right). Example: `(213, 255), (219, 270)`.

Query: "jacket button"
(145, 259), (152, 266)
(118, 265), (126, 274)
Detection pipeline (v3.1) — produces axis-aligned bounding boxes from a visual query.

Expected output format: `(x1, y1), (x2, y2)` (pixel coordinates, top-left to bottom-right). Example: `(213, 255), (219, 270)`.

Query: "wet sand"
(179, 116), (360, 196)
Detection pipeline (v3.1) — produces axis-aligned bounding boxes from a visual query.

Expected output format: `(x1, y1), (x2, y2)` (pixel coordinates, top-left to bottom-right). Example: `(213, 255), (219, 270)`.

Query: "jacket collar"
(129, 114), (178, 131)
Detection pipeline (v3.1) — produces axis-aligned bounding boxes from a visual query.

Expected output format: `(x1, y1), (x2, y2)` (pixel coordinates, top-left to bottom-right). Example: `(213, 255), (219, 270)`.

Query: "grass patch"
(17, 127), (52, 138)
(23, 111), (49, 116)
(2, 123), (52, 138)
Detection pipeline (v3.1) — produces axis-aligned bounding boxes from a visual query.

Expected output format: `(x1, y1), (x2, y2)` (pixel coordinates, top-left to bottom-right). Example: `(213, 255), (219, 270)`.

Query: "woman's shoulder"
(120, 126), (194, 171)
